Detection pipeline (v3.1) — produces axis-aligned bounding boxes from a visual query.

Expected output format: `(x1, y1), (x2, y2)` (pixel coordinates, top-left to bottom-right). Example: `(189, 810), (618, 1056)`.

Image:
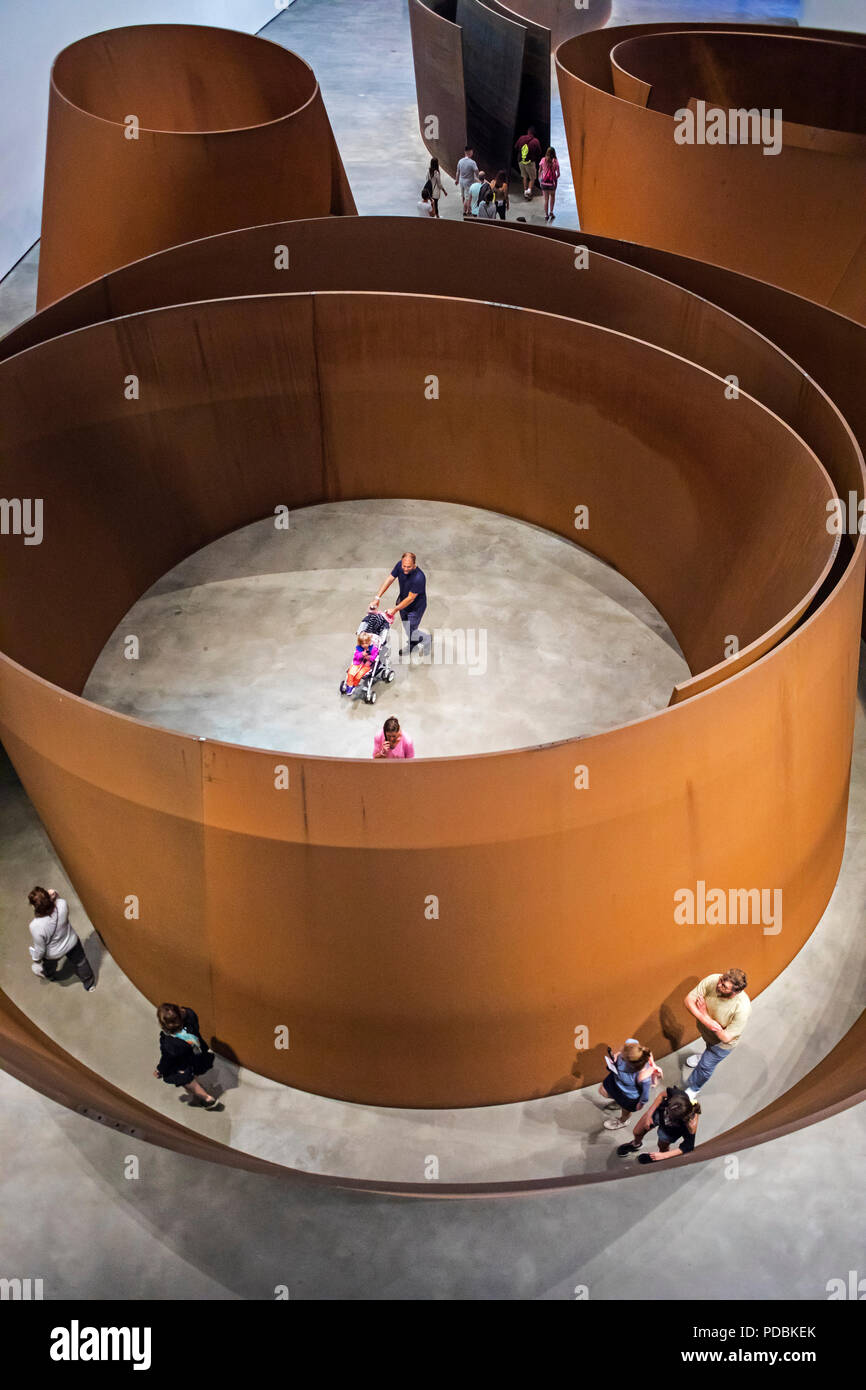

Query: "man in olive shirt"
(683, 967), (751, 1097)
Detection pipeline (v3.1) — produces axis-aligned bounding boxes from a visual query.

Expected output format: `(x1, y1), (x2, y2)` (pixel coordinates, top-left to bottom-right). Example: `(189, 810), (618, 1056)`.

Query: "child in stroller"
(339, 609), (396, 705)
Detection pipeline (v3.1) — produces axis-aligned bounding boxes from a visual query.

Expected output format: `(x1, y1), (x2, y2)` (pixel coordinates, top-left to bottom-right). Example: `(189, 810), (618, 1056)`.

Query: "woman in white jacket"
(27, 886), (96, 991)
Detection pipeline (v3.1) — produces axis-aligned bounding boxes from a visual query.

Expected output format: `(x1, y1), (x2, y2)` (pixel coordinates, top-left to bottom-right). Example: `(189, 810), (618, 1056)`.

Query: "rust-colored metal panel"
(556, 22), (866, 324)
(0, 273), (860, 1106)
(3, 979), (863, 1194)
(486, 2), (551, 153)
(36, 25), (355, 308)
(408, 0), (467, 178)
(456, 0), (526, 177)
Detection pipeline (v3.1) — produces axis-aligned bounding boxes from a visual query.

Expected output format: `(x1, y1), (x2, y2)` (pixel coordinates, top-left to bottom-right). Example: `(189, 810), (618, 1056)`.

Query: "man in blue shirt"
(370, 551), (428, 655)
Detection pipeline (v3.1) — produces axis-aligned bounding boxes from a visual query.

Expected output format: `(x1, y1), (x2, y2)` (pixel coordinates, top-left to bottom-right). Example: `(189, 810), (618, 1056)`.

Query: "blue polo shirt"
(391, 562), (427, 613)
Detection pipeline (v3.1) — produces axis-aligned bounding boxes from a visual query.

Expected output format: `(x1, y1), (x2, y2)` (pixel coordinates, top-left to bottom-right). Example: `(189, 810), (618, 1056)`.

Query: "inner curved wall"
(0, 283), (860, 1108)
(556, 23), (866, 325)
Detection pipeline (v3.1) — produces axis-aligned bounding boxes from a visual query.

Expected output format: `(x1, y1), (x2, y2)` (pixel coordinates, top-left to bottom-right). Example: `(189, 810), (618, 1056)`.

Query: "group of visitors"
(598, 969), (751, 1163)
(417, 133), (559, 221)
(24, 863), (753, 1142)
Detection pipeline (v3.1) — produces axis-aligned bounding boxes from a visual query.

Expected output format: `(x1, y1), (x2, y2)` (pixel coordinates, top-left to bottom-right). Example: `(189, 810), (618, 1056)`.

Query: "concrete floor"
(83, 500), (688, 757)
(0, 0), (862, 1303)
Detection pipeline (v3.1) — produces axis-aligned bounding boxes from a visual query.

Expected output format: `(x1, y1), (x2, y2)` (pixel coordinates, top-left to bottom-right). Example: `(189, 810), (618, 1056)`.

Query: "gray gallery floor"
(0, 0), (862, 1301)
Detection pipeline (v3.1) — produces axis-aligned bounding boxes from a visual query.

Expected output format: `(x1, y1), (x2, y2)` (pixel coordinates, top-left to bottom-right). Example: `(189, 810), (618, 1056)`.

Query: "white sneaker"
(685, 1087), (699, 1102)
(603, 1117), (628, 1130)
(686, 1054), (700, 1068)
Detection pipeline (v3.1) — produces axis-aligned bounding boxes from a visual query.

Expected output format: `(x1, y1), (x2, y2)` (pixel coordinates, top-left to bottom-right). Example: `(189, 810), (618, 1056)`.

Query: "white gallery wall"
(800, 0), (866, 31)
(0, 0), (280, 279)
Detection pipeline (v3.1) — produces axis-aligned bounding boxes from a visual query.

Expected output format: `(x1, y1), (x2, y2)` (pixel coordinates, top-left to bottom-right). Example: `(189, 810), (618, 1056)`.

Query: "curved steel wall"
(409, 0), (554, 176)
(36, 25), (355, 309)
(556, 22), (866, 325)
(457, 0), (526, 178)
(2, 983), (862, 1195)
(408, 0), (468, 178)
(0, 217), (862, 1109)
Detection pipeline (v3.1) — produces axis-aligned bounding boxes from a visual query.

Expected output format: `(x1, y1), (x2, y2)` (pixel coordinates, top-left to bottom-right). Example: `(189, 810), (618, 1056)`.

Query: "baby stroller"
(339, 609), (395, 705)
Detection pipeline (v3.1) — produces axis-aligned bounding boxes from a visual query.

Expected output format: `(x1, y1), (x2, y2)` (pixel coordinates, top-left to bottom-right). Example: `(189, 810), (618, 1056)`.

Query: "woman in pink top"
(373, 716), (415, 759)
(539, 146), (560, 222)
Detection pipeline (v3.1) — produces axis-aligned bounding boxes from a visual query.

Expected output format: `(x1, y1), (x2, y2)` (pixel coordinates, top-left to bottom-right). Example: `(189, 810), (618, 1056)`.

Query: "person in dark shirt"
(514, 126), (542, 199)
(617, 1086), (700, 1162)
(153, 1002), (221, 1109)
(370, 551), (428, 655)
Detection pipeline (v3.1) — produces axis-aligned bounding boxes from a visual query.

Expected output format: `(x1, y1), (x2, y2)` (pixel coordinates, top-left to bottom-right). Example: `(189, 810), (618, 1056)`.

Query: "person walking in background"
(476, 187), (497, 222)
(455, 146), (479, 214)
(370, 551), (428, 655)
(514, 126), (542, 199)
(617, 1086), (701, 1163)
(27, 886), (95, 992)
(492, 170), (510, 221)
(468, 170), (488, 218)
(683, 968), (751, 1097)
(153, 1003), (221, 1109)
(539, 147), (560, 220)
(428, 157), (447, 217)
(373, 717), (415, 759)
(598, 1037), (662, 1130)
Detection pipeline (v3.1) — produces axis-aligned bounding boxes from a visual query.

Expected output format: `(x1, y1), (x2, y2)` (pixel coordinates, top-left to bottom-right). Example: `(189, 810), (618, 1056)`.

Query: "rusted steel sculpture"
(36, 25), (355, 308)
(556, 22), (866, 324)
(409, 0), (552, 176)
(1, 217), (862, 1120)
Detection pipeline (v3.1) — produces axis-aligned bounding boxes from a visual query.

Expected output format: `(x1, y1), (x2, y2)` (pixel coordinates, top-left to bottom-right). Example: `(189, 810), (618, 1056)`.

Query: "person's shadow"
(546, 977), (700, 1098)
(206, 1036), (241, 1098)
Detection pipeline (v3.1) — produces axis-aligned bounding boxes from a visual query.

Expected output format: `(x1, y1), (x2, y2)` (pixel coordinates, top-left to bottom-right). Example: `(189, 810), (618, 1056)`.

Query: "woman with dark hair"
(476, 186), (497, 222)
(618, 1086), (701, 1162)
(599, 1037), (662, 1129)
(539, 146), (560, 221)
(492, 169), (510, 221)
(27, 885), (95, 991)
(373, 716), (415, 759)
(153, 1003), (221, 1109)
(428, 156), (447, 217)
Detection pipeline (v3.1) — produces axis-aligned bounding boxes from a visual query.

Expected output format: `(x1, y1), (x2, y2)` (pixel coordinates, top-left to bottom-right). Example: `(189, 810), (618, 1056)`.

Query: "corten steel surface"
(485, 1), (550, 155)
(1, 218), (863, 1109)
(456, 0), (526, 178)
(409, 0), (555, 176)
(556, 23), (866, 324)
(2, 982), (863, 1196)
(408, 0), (467, 177)
(36, 25), (355, 309)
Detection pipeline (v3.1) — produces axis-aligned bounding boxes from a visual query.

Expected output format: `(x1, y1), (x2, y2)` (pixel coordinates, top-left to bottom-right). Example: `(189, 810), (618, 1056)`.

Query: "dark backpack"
(421, 178), (433, 201)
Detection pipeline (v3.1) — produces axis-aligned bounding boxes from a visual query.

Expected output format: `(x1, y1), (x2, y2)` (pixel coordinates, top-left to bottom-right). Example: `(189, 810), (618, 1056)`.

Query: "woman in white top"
(27, 885), (96, 990)
(428, 157), (447, 218)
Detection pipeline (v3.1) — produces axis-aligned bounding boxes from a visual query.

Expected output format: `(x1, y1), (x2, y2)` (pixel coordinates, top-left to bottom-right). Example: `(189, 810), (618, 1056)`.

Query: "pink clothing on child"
(373, 731), (415, 759)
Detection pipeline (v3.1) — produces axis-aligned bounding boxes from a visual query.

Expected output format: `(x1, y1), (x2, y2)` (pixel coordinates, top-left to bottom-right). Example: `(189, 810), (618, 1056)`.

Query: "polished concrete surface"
(1, 0), (862, 1301)
(83, 500), (688, 756)
(1, 1059), (860, 1300)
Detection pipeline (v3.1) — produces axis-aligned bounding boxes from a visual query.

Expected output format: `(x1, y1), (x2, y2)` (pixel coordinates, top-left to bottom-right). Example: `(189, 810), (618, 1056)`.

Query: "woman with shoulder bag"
(153, 1002), (221, 1109)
